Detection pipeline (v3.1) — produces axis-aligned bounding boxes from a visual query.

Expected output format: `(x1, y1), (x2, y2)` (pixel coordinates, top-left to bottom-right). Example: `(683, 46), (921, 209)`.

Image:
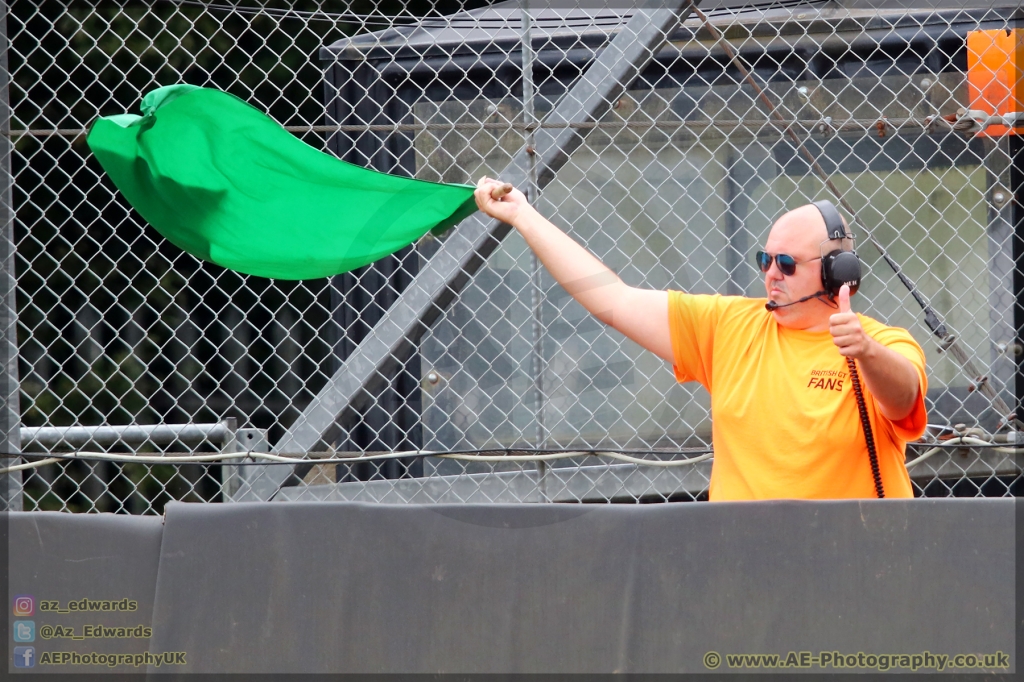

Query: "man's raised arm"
(474, 178), (673, 363)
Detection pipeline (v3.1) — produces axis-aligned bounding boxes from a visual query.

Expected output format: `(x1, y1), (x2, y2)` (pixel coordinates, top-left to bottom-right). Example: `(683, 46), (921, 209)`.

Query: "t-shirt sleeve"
(667, 291), (721, 390)
(867, 320), (928, 441)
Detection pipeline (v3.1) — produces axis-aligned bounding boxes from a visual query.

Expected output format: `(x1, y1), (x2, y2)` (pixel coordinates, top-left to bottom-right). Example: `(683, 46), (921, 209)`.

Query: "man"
(473, 177), (927, 500)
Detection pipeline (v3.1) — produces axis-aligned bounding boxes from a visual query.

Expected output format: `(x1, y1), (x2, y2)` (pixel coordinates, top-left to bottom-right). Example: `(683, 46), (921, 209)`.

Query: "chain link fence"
(4, 0), (1023, 513)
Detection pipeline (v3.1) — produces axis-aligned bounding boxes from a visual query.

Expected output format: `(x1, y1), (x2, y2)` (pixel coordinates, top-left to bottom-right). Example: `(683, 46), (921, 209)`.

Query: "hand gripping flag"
(87, 84), (477, 280)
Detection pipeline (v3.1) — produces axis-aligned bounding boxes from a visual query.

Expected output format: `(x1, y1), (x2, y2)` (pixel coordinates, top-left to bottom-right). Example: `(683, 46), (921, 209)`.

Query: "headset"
(764, 200), (862, 311)
(814, 199), (862, 300)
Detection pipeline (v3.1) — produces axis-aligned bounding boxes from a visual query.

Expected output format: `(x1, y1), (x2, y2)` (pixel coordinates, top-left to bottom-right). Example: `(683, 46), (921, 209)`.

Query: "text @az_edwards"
(40, 623), (151, 639)
(702, 650), (1010, 672)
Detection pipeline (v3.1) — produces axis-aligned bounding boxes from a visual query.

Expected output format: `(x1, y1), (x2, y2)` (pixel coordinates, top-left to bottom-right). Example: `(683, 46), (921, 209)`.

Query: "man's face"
(762, 206), (830, 328)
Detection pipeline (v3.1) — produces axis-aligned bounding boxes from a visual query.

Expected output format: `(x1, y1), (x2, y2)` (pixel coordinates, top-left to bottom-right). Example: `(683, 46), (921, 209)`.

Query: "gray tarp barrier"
(6, 500), (1018, 674)
(7, 512), (163, 674)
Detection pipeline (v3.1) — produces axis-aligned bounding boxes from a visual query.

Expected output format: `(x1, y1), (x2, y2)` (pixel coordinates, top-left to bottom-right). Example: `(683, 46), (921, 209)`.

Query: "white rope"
(904, 436), (1024, 469)
(0, 449), (713, 474)
(8, 436), (1015, 475)
(0, 457), (62, 474)
(439, 451), (713, 466)
(904, 447), (941, 469)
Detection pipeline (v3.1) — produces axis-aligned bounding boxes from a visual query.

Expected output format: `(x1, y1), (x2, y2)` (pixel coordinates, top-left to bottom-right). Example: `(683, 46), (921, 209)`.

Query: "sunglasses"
(755, 251), (821, 276)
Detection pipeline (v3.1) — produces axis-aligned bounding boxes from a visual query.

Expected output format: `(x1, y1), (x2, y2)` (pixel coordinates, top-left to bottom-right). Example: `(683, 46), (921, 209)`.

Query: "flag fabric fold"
(87, 84), (477, 280)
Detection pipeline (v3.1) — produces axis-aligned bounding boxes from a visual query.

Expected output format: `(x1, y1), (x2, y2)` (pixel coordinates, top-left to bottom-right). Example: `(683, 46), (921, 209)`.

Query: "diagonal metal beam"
(233, 1), (699, 501)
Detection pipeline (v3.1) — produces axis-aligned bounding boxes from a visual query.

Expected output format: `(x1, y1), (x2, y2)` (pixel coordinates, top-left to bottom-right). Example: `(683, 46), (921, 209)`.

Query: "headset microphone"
(765, 290), (828, 311)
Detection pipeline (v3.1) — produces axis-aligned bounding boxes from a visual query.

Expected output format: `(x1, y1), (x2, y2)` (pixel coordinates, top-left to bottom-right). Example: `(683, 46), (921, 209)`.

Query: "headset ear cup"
(823, 250), (861, 297)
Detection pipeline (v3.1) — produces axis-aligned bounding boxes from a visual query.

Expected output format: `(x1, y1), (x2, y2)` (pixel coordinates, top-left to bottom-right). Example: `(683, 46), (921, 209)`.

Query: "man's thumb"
(838, 284), (851, 313)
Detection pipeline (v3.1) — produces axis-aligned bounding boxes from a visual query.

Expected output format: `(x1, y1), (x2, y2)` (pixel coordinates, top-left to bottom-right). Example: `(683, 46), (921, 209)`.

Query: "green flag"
(86, 84), (477, 280)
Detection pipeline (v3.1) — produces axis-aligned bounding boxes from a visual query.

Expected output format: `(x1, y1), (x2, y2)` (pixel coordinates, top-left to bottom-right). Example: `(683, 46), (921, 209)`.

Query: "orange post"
(967, 29), (1024, 136)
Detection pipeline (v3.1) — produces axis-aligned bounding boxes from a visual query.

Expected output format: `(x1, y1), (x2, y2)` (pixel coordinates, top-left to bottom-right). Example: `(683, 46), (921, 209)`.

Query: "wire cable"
(159, 0), (634, 28)
(0, 447), (714, 475)
(904, 436), (1024, 469)
(442, 451), (714, 466)
(846, 357), (884, 498)
(0, 457), (62, 474)
(158, 0), (796, 27)
(3, 438), (1014, 475)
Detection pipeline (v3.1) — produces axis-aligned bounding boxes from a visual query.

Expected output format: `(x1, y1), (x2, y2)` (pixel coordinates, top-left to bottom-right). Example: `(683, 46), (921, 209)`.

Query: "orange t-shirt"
(667, 291), (927, 501)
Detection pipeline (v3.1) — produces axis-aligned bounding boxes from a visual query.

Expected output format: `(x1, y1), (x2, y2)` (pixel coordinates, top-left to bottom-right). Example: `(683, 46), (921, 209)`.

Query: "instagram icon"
(12, 595), (33, 617)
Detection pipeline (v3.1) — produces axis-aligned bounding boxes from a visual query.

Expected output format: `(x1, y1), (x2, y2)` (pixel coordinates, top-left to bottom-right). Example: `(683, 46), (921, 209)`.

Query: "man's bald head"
(771, 205), (828, 249)
(762, 203), (850, 330)
(767, 204), (850, 259)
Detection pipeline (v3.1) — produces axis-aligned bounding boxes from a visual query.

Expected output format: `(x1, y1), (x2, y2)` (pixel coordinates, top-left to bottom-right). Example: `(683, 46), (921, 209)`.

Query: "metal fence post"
(1011, 134), (1024, 425)
(521, 0), (548, 496)
(984, 136), (1017, 430)
(0, 0), (20, 511)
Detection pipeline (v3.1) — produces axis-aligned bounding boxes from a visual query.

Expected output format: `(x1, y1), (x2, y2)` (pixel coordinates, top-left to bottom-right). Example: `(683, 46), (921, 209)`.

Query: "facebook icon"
(13, 646), (35, 668)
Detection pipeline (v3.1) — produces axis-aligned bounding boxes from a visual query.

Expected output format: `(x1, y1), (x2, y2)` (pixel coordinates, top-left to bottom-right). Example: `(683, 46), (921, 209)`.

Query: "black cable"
(160, 0), (815, 26)
(846, 357), (884, 498)
(159, 0), (635, 27)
